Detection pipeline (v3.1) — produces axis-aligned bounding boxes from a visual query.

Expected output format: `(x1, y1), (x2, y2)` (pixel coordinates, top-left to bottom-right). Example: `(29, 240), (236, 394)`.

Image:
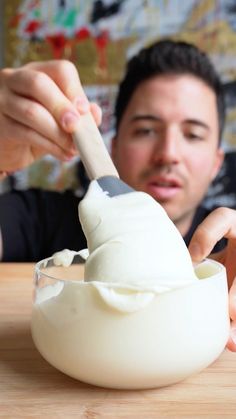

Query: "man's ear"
(111, 135), (117, 162)
(211, 147), (224, 181)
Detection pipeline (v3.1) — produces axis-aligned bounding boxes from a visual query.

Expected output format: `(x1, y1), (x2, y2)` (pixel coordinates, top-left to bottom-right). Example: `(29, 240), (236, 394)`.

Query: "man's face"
(111, 75), (224, 234)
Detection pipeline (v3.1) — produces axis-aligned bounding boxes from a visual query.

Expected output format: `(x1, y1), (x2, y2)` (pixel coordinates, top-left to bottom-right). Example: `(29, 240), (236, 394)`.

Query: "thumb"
(229, 276), (236, 320)
(188, 239), (204, 264)
(227, 321), (236, 352)
(226, 277), (236, 352)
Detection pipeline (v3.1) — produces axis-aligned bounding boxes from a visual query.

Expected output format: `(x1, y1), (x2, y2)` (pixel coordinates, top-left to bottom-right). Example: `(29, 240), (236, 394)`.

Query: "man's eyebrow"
(130, 115), (210, 131)
(184, 119), (210, 131)
(130, 114), (161, 122)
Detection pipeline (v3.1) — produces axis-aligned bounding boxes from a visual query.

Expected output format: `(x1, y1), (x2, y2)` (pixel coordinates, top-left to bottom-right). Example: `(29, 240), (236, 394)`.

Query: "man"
(0, 40), (236, 350)
(111, 40), (225, 242)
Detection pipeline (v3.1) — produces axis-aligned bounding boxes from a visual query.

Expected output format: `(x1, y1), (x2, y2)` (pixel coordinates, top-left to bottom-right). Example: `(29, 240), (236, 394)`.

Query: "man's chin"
(153, 200), (181, 223)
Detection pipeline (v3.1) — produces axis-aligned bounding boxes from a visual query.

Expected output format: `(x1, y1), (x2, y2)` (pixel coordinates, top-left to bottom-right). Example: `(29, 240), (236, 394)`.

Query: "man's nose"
(152, 128), (181, 165)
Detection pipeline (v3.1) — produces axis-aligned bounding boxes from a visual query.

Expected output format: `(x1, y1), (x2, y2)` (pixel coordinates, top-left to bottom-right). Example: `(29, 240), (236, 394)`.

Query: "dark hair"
(114, 39), (225, 142)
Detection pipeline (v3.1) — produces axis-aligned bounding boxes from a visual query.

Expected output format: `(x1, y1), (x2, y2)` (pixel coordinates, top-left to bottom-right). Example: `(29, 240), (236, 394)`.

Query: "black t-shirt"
(0, 188), (87, 261)
(0, 188), (227, 262)
(183, 205), (227, 253)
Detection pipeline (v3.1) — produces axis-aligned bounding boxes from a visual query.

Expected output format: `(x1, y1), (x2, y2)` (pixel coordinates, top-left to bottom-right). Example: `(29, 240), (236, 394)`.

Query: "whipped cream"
(50, 180), (198, 312)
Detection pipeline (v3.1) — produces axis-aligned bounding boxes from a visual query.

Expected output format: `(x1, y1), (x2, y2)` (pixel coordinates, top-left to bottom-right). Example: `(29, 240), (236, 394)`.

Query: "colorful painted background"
(2, 0), (236, 192)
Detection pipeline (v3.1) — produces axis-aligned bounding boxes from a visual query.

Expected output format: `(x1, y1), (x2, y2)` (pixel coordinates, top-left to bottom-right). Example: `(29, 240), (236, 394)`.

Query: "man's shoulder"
(204, 150), (236, 210)
(0, 187), (85, 227)
(0, 187), (84, 204)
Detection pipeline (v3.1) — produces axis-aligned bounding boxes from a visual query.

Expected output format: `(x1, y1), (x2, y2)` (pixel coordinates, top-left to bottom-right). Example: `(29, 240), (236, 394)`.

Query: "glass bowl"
(31, 254), (229, 389)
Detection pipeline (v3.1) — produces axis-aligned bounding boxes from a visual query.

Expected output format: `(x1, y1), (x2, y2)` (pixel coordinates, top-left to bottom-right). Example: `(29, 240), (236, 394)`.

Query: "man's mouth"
(145, 177), (182, 200)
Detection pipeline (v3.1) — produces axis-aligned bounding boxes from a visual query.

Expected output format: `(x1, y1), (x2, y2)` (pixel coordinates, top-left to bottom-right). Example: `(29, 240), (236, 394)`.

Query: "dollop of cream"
(78, 180), (197, 287)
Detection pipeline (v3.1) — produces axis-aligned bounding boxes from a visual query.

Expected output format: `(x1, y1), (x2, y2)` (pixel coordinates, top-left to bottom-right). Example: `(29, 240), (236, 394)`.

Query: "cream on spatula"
(72, 112), (134, 196)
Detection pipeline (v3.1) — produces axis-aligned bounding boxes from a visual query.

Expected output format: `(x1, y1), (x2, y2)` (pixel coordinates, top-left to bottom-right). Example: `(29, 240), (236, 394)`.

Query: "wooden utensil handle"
(72, 112), (119, 180)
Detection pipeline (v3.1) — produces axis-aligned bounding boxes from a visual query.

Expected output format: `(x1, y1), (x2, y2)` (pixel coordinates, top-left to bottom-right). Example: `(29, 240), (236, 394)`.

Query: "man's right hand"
(0, 60), (101, 172)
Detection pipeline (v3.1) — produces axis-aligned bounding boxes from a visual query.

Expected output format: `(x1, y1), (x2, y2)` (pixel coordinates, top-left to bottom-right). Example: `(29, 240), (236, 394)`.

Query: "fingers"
(225, 277), (236, 352)
(24, 60), (84, 101)
(0, 91), (76, 155)
(4, 65), (81, 130)
(3, 61), (102, 135)
(188, 207), (236, 263)
(0, 60), (103, 170)
(227, 322), (236, 352)
(0, 114), (74, 171)
(90, 102), (102, 126)
(229, 277), (236, 319)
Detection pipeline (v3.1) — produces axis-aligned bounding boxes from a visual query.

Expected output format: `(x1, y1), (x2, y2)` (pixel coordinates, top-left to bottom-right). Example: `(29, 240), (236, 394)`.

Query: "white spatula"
(72, 112), (134, 197)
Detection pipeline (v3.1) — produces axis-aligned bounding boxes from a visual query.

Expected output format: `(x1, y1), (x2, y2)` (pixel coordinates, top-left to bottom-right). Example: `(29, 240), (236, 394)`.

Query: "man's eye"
(133, 127), (156, 137)
(186, 132), (203, 141)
